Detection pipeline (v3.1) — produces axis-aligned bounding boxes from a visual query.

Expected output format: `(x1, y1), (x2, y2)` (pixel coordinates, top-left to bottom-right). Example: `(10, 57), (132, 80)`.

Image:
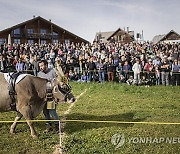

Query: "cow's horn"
(56, 64), (65, 77)
(55, 64), (65, 84)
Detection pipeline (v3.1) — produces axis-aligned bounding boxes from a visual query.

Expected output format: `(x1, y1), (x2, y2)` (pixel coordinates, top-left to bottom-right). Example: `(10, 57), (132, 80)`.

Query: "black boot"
(44, 123), (53, 133)
(54, 124), (60, 133)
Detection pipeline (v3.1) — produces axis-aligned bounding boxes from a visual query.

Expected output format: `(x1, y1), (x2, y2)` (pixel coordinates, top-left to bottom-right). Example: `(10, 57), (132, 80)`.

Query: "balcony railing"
(11, 34), (23, 38)
(27, 33), (59, 39)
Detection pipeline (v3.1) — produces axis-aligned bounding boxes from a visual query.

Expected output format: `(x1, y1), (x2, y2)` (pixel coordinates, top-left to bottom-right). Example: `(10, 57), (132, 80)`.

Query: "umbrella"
(8, 34), (11, 45)
(7, 34), (12, 51)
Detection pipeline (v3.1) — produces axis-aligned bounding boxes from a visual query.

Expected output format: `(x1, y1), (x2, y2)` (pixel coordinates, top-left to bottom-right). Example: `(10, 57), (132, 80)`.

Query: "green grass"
(0, 82), (86, 154)
(64, 83), (180, 154)
(0, 82), (180, 153)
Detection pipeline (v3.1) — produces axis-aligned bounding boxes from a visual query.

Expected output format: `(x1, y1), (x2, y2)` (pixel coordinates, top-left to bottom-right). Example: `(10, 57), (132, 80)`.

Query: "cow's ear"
(52, 78), (58, 87)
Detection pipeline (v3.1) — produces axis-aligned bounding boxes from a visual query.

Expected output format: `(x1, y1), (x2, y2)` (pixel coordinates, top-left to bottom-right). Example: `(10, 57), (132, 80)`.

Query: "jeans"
(43, 103), (59, 125)
(98, 71), (105, 82)
(171, 73), (180, 86)
(88, 72), (94, 81)
(161, 72), (169, 85)
(134, 73), (140, 85)
(124, 72), (129, 81)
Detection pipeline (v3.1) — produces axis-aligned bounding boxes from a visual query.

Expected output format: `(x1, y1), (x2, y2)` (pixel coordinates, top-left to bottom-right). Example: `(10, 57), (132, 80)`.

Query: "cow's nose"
(69, 97), (75, 103)
(72, 97), (76, 102)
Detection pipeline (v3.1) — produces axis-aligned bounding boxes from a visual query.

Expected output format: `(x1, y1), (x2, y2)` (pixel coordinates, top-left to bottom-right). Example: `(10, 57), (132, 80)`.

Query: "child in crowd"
(80, 72), (88, 82)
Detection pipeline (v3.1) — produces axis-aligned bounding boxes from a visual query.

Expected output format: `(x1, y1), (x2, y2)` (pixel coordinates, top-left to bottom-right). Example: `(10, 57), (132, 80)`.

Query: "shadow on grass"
(63, 112), (146, 133)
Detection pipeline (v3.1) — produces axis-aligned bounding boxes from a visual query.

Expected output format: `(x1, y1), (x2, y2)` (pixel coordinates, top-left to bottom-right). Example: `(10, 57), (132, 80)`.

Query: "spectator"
(24, 58), (33, 74)
(80, 72), (88, 82)
(96, 59), (105, 82)
(69, 70), (75, 81)
(49, 49), (55, 66)
(144, 59), (154, 80)
(160, 57), (170, 85)
(73, 58), (80, 74)
(74, 70), (80, 81)
(31, 55), (39, 76)
(126, 75), (134, 85)
(86, 58), (96, 82)
(153, 56), (161, 66)
(155, 65), (161, 85)
(0, 54), (5, 72)
(107, 58), (115, 81)
(16, 58), (25, 72)
(171, 60), (180, 86)
(122, 61), (131, 81)
(132, 59), (142, 85)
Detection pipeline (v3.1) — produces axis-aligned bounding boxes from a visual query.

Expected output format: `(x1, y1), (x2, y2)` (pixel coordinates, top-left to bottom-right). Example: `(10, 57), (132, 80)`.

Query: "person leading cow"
(38, 59), (60, 133)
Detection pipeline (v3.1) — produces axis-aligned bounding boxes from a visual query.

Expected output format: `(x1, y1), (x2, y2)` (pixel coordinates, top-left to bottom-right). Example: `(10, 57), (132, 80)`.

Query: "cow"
(0, 72), (75, 138)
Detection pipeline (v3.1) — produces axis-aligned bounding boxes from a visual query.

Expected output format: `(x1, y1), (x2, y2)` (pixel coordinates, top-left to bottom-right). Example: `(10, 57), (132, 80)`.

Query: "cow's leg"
(26, 120), (37, 138)
(19, 105), (37, 138)
(10, 112), (23, 134)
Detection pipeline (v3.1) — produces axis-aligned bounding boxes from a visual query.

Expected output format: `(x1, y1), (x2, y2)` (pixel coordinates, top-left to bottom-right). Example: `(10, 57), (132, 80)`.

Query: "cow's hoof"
(32, 135), (38, 139)
(10, 130), (15, 134)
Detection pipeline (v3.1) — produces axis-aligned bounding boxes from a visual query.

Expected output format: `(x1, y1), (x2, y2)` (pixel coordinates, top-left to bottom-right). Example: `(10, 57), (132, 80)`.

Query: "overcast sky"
(0, 0), (179, 42)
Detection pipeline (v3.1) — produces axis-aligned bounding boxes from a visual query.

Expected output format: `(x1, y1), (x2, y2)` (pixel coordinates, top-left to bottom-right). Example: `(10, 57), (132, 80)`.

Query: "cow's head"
(52, 78), (75, 103)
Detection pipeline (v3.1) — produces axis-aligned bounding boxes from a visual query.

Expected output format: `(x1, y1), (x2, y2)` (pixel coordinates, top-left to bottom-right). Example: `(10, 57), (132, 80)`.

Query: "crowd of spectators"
(0, 41), (179, 86)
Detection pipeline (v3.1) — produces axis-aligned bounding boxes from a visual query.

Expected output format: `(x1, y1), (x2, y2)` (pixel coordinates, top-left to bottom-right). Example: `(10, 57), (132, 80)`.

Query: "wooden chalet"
(152, 30), (180, 44)
(0, 16), (89, 45)
(107, 28), (134, 43)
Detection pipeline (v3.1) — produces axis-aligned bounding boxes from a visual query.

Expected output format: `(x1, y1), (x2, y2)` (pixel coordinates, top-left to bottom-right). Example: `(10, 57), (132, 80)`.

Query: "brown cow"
(0, 72), (74, 138)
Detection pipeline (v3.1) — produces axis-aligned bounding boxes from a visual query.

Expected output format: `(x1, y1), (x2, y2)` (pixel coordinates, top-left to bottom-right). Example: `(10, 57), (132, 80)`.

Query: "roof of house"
(159, 30), (180, 42)
(107, 27), (133, 40)
(152, 30), (180, 43)
(0, 16), (89, 43)
(152, 34), (165, 44)
(94, 31), (114, 41)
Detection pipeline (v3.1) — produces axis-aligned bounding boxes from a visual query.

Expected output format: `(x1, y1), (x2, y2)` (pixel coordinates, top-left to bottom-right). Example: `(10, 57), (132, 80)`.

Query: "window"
(40, 29), (47, 34)
(53, 39), (58, 44)
(117, 35), (121, 41)
(14, 39), (20, 44)
(27, 39), (34, 44)
(53, 31), (58, 36)
(65, 39), (70, 45)
(27, 29), (34, 34)
(13, 28), (20, 34)
(40, 39), (46, 44)
(0, 38), (6, 44)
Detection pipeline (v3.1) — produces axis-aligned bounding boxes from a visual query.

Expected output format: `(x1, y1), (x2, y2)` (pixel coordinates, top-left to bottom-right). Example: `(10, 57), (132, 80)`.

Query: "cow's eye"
(54, 86), (58, 93)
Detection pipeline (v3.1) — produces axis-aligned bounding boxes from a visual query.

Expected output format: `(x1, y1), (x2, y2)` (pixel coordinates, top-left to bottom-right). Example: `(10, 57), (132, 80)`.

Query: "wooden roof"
(0, 16), (89, 43)
(107, 27), (133, 40)
(159, 30), (180, 42)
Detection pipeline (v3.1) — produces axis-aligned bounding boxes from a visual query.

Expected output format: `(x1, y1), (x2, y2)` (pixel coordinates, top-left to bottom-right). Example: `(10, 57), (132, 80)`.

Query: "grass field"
(0, 82), (180, 154)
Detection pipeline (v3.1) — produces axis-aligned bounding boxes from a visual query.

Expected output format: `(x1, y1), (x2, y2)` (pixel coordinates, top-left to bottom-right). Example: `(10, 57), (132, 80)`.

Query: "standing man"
(96, 59), (105, 82)
(107, 58), (115, 81)
(86, 57), (96, 82)
(31, 55), (39, 76)
(132, 59), (142, 85)
(38, 59), (59, 133)
(160, 57), (170, 86)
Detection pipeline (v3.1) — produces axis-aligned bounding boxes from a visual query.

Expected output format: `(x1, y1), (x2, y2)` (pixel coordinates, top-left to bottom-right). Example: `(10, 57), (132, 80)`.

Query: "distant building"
(152, 30), (180, 44)
(94, 27), (134, 43)
(152, 34), (165, 44)
(0, 16), (89, 45)
(94, 31), (114, 43)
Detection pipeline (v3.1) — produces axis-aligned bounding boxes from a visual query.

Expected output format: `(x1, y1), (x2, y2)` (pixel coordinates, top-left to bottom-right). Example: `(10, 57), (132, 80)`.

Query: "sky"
(0, 0), (180, 42)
